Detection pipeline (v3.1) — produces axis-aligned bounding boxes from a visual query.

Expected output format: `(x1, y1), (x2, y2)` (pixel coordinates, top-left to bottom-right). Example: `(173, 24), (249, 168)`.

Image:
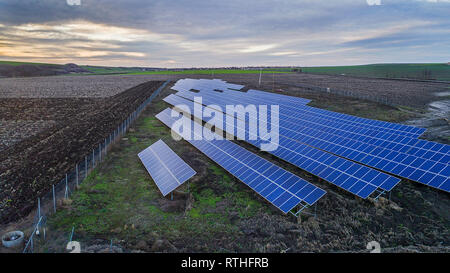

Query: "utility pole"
(258, 68), (262, 86)
(272, 72), (275, 91)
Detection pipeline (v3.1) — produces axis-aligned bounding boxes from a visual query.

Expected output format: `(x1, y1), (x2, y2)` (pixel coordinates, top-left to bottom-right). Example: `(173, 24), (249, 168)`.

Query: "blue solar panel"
(171, 89), (449, 193)
(155, 108), (326, 214)
(176, 89), (432, 154)
(174, 81), (423, 138)
(172, 79), (245, 93)
(171, 86), (450, 185)
(172, 79), (311, 106)
(138, 139), (196, 196)
(163, 94), (401, 197)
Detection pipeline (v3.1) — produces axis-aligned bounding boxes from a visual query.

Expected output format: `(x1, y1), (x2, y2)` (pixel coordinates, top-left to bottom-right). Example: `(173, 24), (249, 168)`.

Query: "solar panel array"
(182, 88), (448, 165)
(173, 78), (312, 105)
(167, 79), (449, 193)
(172, 79), (424, 138)
(138, 139), (196, 196)
(171, 90), (449, 192)
(164, 94), (400, 198)
(156, 108), (326, 214)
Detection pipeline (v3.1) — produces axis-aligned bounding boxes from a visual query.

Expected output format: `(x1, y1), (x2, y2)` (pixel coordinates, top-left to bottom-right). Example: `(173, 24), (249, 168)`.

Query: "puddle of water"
(406, 92), (450, 143)
(434, 91), (450, 97)
(428, 100), (450, 119)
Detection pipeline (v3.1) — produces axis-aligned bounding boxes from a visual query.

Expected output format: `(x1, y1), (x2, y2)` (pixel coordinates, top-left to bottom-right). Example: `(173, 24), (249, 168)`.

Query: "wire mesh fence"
(253, 73), (398, 107)
(277, 81), (396, 107)
(21, 80), (169, 253)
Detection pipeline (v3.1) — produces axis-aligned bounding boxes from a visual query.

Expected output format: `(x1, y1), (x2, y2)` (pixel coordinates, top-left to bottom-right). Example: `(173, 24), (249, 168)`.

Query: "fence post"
(37, 197), (41, 223)
(75, 163), (79, 187)
(99, 143), (102, 162)
(85, 156), (88, 179)
(92, 149), (95, 168)
(64, 174), (68, 199)
(52, 184), (56, 213)
(37, 197), (41, 236)
(69, 226), (75, 242)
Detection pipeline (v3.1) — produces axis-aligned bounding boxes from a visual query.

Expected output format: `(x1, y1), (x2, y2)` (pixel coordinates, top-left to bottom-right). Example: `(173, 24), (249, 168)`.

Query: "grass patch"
(224, 191), (263, 218)
(0, 60), (58, 66)
(302, 63), (450, 81)
(46, 101), (240, 250)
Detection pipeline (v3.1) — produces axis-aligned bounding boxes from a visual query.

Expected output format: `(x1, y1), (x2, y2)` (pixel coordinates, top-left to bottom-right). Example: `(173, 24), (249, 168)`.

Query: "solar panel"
(170, 91), (448, 193)
(172, 79), (311, 105)
(178, 88), (424, 141)
(172, 79), (245, 93)
(155, 108), (326, 214)
(138, 139), (196, 196)
(174, 80), (423, 138)
(171, 89), (449, 193)
(163, 94), (401, 197)
(180, 88), (449, 166)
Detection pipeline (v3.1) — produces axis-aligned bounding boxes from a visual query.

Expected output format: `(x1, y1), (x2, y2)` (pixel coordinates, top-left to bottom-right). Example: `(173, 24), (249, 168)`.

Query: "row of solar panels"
(167, 79), (449, 193)
(170, 91), (449, 192)
(173, 79), (425, 138)
(138, 113), (328, 215)
(138, 79), (448, 217)
(164, 94), (400, 198)
(155, 108), (326, 214)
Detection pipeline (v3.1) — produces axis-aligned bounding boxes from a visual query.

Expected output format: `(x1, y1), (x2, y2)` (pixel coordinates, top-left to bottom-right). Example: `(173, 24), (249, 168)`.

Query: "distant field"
(0, 60), (57, 66)
(77, 66), (292, 75)
(301, 63), (450, 81)
(80, 66), (143, 74)
(2, 60), (448, 81)
(122, 69), (289, 75)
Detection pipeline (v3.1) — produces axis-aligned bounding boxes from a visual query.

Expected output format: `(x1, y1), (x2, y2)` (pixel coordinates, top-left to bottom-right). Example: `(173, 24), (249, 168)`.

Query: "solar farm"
(1, 75), (449, 253)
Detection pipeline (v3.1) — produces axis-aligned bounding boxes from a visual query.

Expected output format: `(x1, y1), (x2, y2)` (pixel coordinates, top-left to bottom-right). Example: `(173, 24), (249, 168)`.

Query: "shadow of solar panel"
(162, 94), (399, 198)
(138, 139), (196, 196)
(155, 108), (326, 214)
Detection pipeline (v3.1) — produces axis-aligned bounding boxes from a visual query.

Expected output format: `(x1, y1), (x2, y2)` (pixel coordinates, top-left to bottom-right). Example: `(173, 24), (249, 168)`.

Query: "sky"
(0, 0), (449, 67)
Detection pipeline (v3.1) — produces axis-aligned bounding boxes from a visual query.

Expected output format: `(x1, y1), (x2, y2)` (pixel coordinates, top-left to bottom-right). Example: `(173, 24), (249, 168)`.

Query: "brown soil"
(1, 73), (448, 108)
(0, 81), (165, 224)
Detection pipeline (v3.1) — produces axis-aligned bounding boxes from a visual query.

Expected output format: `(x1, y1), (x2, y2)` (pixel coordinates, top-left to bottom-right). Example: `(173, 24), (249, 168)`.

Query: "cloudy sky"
(0, 0), (449, 67)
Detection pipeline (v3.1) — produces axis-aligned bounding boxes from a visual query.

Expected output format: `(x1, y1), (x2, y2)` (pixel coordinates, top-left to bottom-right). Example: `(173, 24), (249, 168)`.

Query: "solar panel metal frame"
(138, 139), (196, 196)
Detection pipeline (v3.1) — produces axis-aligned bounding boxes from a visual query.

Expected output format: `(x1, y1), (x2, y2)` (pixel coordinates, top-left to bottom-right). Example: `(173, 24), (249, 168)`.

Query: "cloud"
(239, 44), (278, 53)
(0, 0), (449, 66)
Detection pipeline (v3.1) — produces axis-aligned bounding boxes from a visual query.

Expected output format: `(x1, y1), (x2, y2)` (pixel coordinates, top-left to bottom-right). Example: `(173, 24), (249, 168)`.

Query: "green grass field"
(121, 69), (289, 76)
(80, 66), (143, 74)
(0, 60), (58, 66)
(301, 63), (450, 81)
(2, 60), (448, 80)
